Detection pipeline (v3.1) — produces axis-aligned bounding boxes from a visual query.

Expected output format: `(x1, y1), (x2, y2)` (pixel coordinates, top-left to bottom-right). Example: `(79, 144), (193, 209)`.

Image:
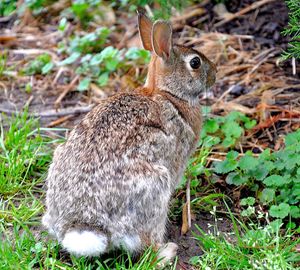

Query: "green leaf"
(285, 130), (300, 147)
(290, 206), (300, 218)
(222, 136), (236, 148)
(269, 203), (290, 219)
(200, 135), (220, 148)
(77, 77), (90, 91)
(239, 155), (259, 171)
(105, 58), (119, 71)
(190, 179), (200, 188)
(189, 163), (204, 177)
(259, 188), (275, 204)
(259, 149), (271, 161)
(240, 197), (255, 206)
(221, 120), (243, 139)
(58, 17), (68, 32)
(59, 52), (81, 65)
(268, 219), (283, 232)
(214, 159), (238, 174)
(263, 175), (286, 187)
(214, 151), (239, 174)
(226, 172), (248, 186)
(244, 119), (256, 129)
(263, 160), (275, 172)
(227, 111), (243, 121)
(292, 188), (300, 199)
(97, 72), (109, 86)
(125, 48), (150, 63)
(250, 165), (269, 181)
(90, 53), (103, 65)
(41, 62), (54, 74)
(203, 119), (219, 133)
(241, 206), (255, 217)
(100, 46), (118, 59)
(227, 150), (239, 160)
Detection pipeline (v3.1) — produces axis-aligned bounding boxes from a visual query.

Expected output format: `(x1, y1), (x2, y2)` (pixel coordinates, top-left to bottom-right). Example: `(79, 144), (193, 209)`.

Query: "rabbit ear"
(138, 11), (153, 51)
(151, 21), (173, 59)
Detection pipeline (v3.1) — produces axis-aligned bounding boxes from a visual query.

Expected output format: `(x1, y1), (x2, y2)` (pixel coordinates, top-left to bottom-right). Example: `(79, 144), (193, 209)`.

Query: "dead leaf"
(181, 202), (189, 235)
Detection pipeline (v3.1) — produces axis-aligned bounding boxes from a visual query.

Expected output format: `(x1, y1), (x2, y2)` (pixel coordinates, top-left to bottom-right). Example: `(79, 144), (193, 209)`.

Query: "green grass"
(190, 205), (300, 270)
(0, 225), (166, 270)
(0, 111), (299, 269)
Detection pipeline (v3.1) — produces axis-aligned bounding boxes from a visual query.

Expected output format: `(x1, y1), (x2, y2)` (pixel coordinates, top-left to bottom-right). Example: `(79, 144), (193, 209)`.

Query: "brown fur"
(42, 12), (216, 262)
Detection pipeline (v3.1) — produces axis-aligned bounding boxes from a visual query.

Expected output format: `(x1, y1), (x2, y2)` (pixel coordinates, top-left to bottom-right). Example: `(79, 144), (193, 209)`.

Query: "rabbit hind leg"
(111, 234), (142, 254)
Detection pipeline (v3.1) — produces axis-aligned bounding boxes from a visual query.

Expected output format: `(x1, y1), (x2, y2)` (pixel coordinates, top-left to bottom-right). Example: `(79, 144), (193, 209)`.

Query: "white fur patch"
(112, 234), (141, 253)
(157, 242), (178, 266)
(41, 214), (49, 228)
(62, 230), (108, 257)
(42, 214), (56, 236)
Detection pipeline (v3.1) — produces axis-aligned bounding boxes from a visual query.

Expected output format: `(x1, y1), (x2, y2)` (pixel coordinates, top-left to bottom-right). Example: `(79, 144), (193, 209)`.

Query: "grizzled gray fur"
(42, 11), (216, 261)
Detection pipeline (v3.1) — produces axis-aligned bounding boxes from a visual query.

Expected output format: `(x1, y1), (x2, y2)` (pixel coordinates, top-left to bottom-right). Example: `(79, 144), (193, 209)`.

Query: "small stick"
(186, 178), (191, 230)
(54, 75), (79, 108)
(214, 0), (276, 28)
(47, 115), (74, 127)
(292, 57), (296, 76)
(0, 105), (93, 118)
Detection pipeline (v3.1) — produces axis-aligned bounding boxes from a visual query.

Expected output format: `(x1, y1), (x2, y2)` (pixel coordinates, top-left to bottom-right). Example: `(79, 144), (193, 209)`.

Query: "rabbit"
(42, 11), (216, 264)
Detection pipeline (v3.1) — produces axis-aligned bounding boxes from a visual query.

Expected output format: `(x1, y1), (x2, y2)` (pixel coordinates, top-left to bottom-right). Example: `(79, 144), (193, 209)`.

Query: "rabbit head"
(138, 12), (216, 104)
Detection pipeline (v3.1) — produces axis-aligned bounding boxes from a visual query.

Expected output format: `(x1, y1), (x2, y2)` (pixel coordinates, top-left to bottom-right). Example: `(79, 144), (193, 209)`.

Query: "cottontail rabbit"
(42, 11), (216, 264)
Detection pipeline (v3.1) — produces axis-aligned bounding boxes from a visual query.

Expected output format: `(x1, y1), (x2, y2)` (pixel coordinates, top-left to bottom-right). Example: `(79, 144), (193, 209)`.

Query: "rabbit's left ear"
(138, 11), (153, 51)
(151, 21), (173, 59)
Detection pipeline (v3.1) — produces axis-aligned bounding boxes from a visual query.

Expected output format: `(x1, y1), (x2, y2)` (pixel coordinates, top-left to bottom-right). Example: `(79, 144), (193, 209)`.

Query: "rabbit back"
(43, 92), (199, 255)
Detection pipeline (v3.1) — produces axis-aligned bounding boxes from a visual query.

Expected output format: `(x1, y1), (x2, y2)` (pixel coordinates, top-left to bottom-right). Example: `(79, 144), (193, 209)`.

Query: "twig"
(172, 8), (206, 24)
(0, 105), (93, 118)
(292, 57), (296, 75)
(10, 49), (59, 61)
(47, 115), (74, 127)
(214, 0), (276, 28)
(0, 13), (15, 23)
(0, 82), (8, 96)
(54, 75), (80, 108)
(185, 33), (253, 47)
(52, 67), (68, 86)
(186, 178), (191, 230)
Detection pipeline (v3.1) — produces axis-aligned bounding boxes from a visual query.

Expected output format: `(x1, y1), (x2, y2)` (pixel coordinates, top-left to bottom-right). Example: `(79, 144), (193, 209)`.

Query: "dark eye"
(190, 57), (201, 69)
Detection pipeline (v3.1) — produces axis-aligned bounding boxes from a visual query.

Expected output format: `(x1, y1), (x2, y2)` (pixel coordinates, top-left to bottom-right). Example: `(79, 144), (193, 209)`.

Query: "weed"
(0, 111), (52, 196)
(0, 224), (169, 269)
(23, 54), (54, 75)
(213, 129), (300, 223)
(120, 0), (184, 19)
(0, 52), (8, 77)
(58, 27), (150, 90)
(200, 111), (256, 149)
(178, 111), (256, 209)
(70, 0), (103, 26)
(0, 0), (17, 16)
(191, 205), (300, 270)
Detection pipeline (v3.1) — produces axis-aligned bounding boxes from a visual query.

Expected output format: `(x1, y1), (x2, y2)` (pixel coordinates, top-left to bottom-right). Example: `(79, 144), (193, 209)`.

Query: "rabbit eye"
(189, 57), (201, 69)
